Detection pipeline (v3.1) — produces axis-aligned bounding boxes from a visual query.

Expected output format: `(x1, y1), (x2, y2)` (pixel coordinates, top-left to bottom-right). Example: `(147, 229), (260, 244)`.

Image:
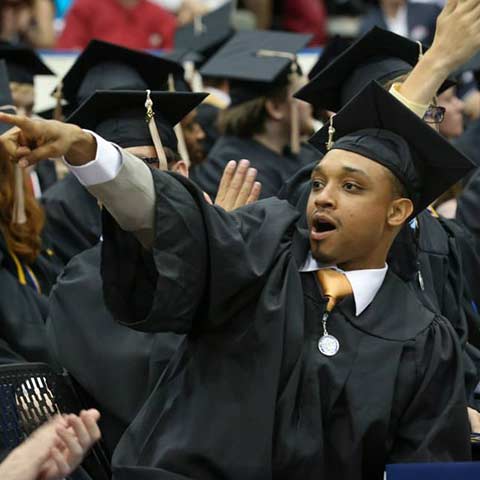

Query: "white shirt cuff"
(64, 130), (122, 187)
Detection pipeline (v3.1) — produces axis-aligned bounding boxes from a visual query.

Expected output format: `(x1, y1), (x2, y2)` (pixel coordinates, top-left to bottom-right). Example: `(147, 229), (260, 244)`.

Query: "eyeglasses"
(423, 105), (446, 124)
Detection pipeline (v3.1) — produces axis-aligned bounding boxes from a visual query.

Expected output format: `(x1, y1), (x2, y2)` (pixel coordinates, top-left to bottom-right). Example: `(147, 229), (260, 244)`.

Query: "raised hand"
(215, 160), (262, 212)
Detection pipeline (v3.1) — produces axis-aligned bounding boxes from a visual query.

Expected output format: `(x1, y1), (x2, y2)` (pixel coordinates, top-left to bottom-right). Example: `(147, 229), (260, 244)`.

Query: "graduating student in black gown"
(0, 65), (57, 367)
(2, 77), (477, 478)
(46, 89), (206, 455)
(41, 40), (184, 265)
(46, 89), (261, 456)
(293, 26), (480, 406)
(172, 1), (234, 156)
(87, 81), (474, 479)
(190, 30), (318, 199)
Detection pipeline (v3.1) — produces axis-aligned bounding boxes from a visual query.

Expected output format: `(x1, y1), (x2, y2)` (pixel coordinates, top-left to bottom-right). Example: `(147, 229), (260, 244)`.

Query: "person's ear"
(171, 160), (189, 178)
(264, 98), (287, 121)
(387, 198), (414, 227)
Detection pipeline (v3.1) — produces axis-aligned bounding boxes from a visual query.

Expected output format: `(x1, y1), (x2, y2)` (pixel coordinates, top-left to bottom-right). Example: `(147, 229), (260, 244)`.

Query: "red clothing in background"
(56, 0), (177, 50)
(282, 0), (327, 46)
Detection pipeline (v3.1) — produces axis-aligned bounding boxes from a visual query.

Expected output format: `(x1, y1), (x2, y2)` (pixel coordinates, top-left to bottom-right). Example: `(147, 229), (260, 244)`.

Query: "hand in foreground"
(0, 409), (101, 480)
(0, 113), (96, 167)
(215, 160), (262, 212)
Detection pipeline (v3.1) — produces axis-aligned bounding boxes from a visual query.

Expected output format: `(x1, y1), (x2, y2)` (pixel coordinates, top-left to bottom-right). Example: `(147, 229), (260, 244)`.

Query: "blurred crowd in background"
(0, 0), (448, 52)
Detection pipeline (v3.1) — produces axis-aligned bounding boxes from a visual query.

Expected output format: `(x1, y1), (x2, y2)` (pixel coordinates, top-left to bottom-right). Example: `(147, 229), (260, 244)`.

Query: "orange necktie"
(316, 269), (353, 312)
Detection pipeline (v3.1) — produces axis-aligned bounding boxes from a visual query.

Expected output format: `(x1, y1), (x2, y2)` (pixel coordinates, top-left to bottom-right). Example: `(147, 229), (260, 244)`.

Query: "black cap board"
(57, 39), (184, 105)
(67, 90), (207, 151)
(308, 35), (352, 80)
(296, 27), (454, 113)
(0, 43), (54, 85)
(0, 59), (16, 134)
(163, 49), (204, 67)
(308, 81), (475, 218)
(200, 30), (311, 106)
(174, 1), (234, 61)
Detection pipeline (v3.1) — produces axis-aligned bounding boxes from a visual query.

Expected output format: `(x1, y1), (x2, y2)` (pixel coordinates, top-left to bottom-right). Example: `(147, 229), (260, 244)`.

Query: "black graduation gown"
(278, 163), (480, 399)
(457, 168), (480, 240)
(47, 244), (182, 456)
(35, 159), (58, 194)
(0, 233), (53, 365)
(100, 171), (470, 479)
(196, 103), (221, 156)
(42, 173), (101, 265)
(190, 135), (314, 200)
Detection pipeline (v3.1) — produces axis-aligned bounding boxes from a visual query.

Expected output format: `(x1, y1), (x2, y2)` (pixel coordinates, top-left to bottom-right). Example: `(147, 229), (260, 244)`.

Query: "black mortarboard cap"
(0, 44), (54, 85)
(296, 27), (454, 113)
(58, 39), (184, 105)
(200, 30), (311, 106)
(309, 81), (475, 218)
(174, 1), (234, 61)
(67, 90), (207, 151)
(0, 59), (16, 134)
(308, 35), (352, 80)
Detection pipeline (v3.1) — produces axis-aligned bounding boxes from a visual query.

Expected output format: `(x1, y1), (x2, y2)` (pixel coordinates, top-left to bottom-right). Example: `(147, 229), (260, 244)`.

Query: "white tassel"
(13, 164), (27, 224)
(145, 90), (168, 171)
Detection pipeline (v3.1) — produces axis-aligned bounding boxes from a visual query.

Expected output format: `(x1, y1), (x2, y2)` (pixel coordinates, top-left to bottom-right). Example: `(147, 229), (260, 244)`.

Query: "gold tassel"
(168, 75), (191, 168)
(53, 81), (64, 122)
(13, 164), (27, 224)
(145, 90), (168, 171)
(193, 15), (206, 35)
(326, 114), (336, 151)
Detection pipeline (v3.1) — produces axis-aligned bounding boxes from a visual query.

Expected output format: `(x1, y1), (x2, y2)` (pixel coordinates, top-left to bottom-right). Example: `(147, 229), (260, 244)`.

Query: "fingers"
(18, 141), (63, 167)
(234, 167), (258, 210)
(246, 181), (262, 205)
(65, 414), (92, 450)
(215, 160), (237, 205)
(80, 409), (101, 443)
(0, 112), (32, 130)
(442, 0), (457, 15)
(221, 159), (250, 209)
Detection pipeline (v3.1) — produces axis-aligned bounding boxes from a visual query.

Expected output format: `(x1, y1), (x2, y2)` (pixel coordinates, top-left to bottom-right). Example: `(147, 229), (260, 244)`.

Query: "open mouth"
(311, 215), (337, 240)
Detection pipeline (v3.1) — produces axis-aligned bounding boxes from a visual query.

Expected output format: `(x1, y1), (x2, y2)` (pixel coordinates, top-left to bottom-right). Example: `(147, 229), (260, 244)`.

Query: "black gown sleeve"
(101, 170), (299, 335)
(389, 316), (471, 463)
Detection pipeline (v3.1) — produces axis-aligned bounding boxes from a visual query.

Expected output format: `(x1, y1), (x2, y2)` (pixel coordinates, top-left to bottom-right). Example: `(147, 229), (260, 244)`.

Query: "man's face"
(306, 149), (401, 270)
(181, 109), (205, 166)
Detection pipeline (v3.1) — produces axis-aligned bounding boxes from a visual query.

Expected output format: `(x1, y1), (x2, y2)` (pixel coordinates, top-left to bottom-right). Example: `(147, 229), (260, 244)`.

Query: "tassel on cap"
(256, 49), (301, 154)
(145, 89), (168, 171)
(326, 114), (336, 151)
(168, 74), (191, 168)
(12, 164), (27, 224)
(53, 81), (64, 122)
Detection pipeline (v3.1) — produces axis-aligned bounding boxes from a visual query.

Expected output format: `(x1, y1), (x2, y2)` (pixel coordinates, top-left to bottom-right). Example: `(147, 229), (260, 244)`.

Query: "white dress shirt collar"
(299, 252), (388, 316)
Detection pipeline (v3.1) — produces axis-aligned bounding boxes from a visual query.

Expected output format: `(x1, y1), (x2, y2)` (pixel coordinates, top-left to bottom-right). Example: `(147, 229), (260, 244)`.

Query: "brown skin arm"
(0, 113), (96, 167)
(399, 0), (480, 104)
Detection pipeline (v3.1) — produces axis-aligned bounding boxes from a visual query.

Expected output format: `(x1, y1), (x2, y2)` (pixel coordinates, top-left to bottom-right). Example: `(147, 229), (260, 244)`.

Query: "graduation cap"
(296, 27), (454, 113)
(0, 44), (54, 85)
(308, 35), (352, 81)
(200, 30), (312, 106)
(174, 1), (234, 61)
(308, 81), (476, 218)
(67, 90), (207, 170)
(57, 39), (184, 106)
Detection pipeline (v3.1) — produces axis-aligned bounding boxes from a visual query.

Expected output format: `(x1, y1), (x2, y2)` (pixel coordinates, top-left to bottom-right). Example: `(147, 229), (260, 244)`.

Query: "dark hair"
(387, 169), (409, 200)
(218, 84), (289, 138)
